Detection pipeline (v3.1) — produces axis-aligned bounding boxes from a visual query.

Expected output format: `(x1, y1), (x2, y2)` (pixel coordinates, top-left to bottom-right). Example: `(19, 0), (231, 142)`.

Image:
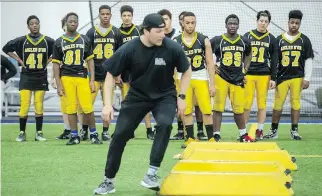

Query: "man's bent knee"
(291, 100), (301, 111)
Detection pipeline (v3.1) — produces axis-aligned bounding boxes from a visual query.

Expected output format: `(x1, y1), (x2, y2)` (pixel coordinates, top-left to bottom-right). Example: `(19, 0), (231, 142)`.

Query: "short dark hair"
(120, 5), (133, 15)
(257, 10), (271, 22)
(99, 5), (111, 13)
(157, 9), (172, 20)
(225, 14), (239, 24)
(27, 15), (39, 25)
(179, 11), (186, 20)
(65, 12), (78, 21)
(183, 12), (195, 20)
(289, 10), (303, 20)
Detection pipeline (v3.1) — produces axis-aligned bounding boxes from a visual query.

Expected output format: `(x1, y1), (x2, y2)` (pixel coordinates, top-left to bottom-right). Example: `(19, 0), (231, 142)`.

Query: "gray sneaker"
(93, 177), (115, 195)
(140, 174), (160, 191)
(35, 131), (47, 141)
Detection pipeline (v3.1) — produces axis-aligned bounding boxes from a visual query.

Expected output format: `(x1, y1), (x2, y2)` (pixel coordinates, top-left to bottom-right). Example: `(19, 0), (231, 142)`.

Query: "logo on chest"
(155, 58), (166, 66)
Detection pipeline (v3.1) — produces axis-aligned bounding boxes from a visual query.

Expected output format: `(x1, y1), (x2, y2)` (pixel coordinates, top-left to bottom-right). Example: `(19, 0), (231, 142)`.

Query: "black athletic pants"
(105, 93), (177, 178)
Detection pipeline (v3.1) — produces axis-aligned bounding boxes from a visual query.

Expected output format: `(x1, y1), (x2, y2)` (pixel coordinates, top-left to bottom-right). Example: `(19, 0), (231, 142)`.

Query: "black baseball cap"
(142, 13), (165, 28)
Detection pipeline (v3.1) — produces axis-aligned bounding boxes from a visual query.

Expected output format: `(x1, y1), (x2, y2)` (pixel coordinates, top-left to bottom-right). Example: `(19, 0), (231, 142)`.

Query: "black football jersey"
(174, 32), (207, 72)
(2, 34), (54, 90)
(211, 34), (251, 86)
(86, 25), (122, 81)
(52, 34), (93, 78)
(276, 32), (314, 85)
(244, 29), (278, 80)
(119, 24), (140, 83)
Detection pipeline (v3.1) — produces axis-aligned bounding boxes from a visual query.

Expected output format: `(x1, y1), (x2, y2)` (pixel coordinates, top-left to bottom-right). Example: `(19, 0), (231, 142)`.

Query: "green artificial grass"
(1, 123), (322, 196)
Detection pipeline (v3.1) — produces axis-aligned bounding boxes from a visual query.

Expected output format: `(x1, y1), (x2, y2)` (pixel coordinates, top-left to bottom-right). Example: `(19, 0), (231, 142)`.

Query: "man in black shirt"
(93, 13), (191, 194)
(1, 55), (17, 105)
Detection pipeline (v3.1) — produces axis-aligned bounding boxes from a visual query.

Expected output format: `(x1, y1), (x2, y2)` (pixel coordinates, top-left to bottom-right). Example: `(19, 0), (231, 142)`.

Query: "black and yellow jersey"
(276, 32), (314, 85)
(244, 29), (278, 80)
(119, 24), (140, 83)
(211, 34), (251, 86)
(2, 34), (55, 90)
(52, 33), (94, 78)
(173, 32), (207, 72)
(86, 25), (122, 81)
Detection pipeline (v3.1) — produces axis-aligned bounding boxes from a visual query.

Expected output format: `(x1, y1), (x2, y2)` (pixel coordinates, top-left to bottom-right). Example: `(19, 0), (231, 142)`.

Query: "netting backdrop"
(88, 1), (322, 116)
(3, 1), (322, 118)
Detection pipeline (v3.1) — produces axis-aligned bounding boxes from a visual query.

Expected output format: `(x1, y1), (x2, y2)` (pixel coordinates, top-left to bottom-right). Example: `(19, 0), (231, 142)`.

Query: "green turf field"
(1, 123), (322, 196)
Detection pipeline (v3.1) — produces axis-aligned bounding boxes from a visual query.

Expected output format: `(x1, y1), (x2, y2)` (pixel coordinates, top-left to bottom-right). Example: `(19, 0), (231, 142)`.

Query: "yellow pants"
(185, 80), (211, 115)
(19, 90), (45, 116)
(121, 82), (130, 100)
(61, 76), (93, 114)
(214, 75), (244, 114)
(176, 79), (199, 107)
(244, 75), (270, 110)
(273, 78), (303, 111)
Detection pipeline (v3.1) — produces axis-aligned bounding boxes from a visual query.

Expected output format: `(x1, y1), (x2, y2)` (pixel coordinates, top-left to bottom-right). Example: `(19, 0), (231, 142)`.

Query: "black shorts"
(19, 74), (48, 91)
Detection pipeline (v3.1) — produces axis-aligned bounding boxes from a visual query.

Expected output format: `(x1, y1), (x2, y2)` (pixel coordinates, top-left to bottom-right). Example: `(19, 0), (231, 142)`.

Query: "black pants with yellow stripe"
(104, 93), (177, 178)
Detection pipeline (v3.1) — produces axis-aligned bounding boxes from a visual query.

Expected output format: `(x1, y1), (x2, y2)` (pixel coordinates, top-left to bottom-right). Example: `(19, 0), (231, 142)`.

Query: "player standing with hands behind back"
(243, 10), (278, 140)
(264, 10), (314, 140)
(93, 13), (191, 194)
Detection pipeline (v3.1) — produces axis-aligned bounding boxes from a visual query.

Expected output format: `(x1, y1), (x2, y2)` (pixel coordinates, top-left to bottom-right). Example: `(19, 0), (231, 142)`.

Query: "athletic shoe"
(170, 132), (184, 140)
(101, 131), (110, 141)
(263, 129), (278, 139)
(181, 137), (198, 149)
(140, 174), (160, 191)
(255, 129), (264, 140)
(147, 129), (155, 140)
(79, 128), (88, 141)
(290, 129), (302, 140)
(239, 133), (254, 142)
(56, 129), (71, 140)
(214, 133), (221, 142)
(66, 136), (80, 145)
(16, 131), (26, 142)
(93, 177), (116, 195)
(197, 132), (208, 140)
(90, 133), (103, 144)
(35, 131), (47, 141)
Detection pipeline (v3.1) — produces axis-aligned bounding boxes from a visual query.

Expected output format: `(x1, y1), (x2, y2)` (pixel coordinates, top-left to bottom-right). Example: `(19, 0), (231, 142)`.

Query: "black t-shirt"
(244, 29), (278, 80)
(103, 37), (190, 100)
(211, 34), (251, 86)
(1, 55), (17, 82)
(276, 32), (314, 85)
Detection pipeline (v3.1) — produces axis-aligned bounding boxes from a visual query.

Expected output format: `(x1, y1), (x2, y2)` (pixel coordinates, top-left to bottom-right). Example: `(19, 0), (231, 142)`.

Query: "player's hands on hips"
(90, 81), (96, 93)
(243, 76), (247, 84)
(18, 59), (25, 67)
(102, 105), (114, 123)
(115, 76), (123, 88)
(209, 84), (216, 97)
(57, 85), (64, 97)
(269, 80), (276, 89)
(177, 97), (186, 117)
(302, 80), (310, 89)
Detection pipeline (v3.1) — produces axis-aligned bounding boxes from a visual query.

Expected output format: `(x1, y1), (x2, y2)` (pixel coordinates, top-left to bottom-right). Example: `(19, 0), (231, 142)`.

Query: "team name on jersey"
(62, 44), (84, 51)
(94, 38), (115, 43)
(281, 45), (302, 51)
(24, 48), (46, 52)
(185, 48), (202, 55)
(222, 46), (244, 52)
(123, 36), (138, 43)
(251, 41), (269, 47)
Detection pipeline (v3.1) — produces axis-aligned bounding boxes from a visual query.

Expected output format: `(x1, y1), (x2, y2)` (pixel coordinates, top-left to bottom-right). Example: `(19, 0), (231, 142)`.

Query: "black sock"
(291, 124), (298, 131)
(185, 125), (194, 139)
(147, 127), (152, 133)
(103, 126), (109, 133)
(19, 118), (27, 132)
(82, 125), (89, 132)
(178, 120), (183, 130)
(197, 122), (203, 132)
(35, 116), (43, 132)
(271, 123), (278, 131)
(205, 124), (213, 140)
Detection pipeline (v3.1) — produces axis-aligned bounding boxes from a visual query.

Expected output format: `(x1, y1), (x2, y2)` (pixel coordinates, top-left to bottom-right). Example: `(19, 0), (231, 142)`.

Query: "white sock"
(64, 124), (70, 130)
(239, 129), (246, 136)
(147, 165), (158, 175)
(258, 123), (264, 130)
(104, 176), (115, 183)
(245, 123), (248, 130)
(213, 131), (220, 135)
